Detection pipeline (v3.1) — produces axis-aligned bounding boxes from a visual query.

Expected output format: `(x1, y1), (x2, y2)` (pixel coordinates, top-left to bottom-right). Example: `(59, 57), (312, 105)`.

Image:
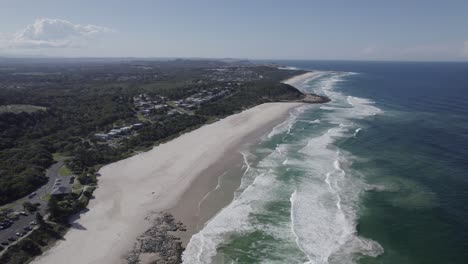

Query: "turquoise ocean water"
(183, 61), (468, 264)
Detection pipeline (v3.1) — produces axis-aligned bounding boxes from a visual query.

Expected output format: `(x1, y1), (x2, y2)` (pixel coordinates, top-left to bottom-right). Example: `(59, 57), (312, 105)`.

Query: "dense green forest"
(197, 81), (303, 116)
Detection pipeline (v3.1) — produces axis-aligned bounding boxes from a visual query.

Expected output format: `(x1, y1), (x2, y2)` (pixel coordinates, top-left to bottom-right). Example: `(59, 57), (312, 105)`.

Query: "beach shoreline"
(282, 71), (324, 87)
(32, 102), (304, 264)
(32, 70), (324, 264)
(168, 105), (295, 246)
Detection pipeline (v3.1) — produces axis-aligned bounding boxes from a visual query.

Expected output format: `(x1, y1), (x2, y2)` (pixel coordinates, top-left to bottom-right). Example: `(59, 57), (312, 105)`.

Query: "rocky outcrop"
(125, 212), (186, 264)
(301, 93), (331, 104)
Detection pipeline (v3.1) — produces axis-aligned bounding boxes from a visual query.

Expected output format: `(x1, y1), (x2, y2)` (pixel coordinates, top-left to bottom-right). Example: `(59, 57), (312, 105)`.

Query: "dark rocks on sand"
(125, 212), (187, 264)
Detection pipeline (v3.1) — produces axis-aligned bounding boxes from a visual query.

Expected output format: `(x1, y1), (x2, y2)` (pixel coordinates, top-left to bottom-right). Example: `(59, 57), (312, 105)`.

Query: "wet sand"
(32, 102), (303, 264)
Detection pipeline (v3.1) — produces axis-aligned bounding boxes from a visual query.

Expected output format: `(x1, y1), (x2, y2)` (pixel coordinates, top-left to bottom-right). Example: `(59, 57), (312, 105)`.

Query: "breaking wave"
(183, 71), (383, 264)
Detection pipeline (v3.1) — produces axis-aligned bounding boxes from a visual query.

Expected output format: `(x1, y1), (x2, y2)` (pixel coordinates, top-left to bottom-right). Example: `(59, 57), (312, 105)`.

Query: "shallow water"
(183, 61), (468, 264)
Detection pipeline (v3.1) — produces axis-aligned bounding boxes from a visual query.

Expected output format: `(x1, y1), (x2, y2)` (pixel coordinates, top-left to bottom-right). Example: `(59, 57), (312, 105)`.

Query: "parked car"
(19, 211), (28, 216)
(1, 241), (9, 246)
(8, 237), (16, 242)
(30, 221), (37, 226)
(15, 232), (23, 237)
(24, 226), (33, 231)
(28, 192), (37, 198)
(9, 215), (19, 220)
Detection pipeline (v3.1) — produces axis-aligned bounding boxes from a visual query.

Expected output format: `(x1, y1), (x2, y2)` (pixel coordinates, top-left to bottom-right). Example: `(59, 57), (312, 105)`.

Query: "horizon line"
(0, 55), (467, 63)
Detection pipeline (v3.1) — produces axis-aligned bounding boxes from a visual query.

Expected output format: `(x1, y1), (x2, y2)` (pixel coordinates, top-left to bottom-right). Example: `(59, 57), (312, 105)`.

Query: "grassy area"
(52, 152), (67, 162)
(40, 194), (51, 202)
(58, 165), (72, 177)
(72, 181), (84, 196)
(205, 116), (220, 124)
(0, 197), (26, 211)
(0, 104), (46, 114)
(136, 112), (149, 122)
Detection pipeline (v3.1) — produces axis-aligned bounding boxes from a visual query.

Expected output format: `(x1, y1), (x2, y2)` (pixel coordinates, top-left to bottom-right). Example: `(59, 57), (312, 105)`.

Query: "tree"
(23, 201), (38, 213)
(77, 172), (88, 185)
(35, 212), (45, 227)
(20, 238), (42, 256)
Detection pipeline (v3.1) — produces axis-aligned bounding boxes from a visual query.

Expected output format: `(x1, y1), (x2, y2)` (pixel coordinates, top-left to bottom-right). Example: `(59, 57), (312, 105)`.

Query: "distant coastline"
(281, 71), (331, 104)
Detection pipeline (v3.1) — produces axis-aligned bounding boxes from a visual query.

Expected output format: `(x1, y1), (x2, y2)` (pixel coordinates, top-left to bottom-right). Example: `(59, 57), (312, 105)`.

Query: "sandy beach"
(282, 71), (325, 87)
(33, 102), (304, 264)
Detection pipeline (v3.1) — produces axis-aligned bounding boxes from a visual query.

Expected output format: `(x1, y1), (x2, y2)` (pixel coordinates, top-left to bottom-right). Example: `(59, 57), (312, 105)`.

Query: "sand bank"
(33, 102), (303, 264)
(282, 71), (325, 87)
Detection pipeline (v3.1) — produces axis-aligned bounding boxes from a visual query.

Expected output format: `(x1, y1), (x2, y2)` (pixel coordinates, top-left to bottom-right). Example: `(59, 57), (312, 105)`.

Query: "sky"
(0, 0), (467, 61)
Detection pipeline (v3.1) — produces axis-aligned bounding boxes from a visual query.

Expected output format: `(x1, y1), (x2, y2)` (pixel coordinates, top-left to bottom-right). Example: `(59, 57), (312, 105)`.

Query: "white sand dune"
(33, 102), (303, 264)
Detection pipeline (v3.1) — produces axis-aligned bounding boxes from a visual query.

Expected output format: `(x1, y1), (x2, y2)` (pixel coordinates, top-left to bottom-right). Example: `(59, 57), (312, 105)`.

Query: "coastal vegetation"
(0, 59), (314, 262)
(0, 104), (46, 114)
(0, 60), (305, 206)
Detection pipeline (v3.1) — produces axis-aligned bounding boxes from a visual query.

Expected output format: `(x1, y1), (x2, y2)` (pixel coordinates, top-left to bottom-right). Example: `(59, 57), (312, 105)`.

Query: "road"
(0, 161), (74, 250)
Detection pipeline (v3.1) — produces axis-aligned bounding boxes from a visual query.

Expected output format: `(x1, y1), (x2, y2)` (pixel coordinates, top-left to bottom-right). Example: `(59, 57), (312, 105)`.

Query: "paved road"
(0, 161), (74, 250)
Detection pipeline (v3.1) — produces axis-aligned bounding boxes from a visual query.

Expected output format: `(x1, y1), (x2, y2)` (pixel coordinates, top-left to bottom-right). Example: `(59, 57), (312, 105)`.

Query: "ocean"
(183, 61), (468, 264)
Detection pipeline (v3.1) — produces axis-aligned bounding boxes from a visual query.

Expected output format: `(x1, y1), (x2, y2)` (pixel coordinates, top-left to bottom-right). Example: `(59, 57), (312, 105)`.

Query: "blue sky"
(0, 0), (467, 60)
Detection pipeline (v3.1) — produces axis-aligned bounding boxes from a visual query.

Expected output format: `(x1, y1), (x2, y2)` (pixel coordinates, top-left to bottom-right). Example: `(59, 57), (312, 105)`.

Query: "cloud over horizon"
(3, 18), (113, 49)
(462, 40), (468, 57)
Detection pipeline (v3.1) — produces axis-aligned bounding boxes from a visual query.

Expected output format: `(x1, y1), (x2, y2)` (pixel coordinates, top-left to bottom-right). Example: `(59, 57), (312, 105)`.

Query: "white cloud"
(462, 40), (468, 57)
(4, 18), (113, 49)
(362, 45), (377, 55)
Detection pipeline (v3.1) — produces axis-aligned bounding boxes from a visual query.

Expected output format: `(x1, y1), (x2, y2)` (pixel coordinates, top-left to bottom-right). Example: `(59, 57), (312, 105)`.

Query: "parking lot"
(0, 211), (39, 249)
(0, 161), (75, 252)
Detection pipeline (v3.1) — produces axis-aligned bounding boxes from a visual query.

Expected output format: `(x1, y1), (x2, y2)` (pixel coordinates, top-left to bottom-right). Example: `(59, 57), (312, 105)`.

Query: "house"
(167, 109), (178, 116)
(51, 186), (71, 196)
(121, 126), (132, 134)
(154, 104), (166, 110)
(132, 123), (143, 129)
(94, 133), (109, 140)
(108, 131), (119, 138)
(110, 128), (122, 134)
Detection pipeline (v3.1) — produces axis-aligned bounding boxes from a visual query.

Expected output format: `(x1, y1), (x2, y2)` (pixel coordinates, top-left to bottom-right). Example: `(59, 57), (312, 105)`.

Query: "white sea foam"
(183, 161), (284, 263)
(183, 71), (384, 264)
(287, 73), (383, 263)
(290, 190), (310, 262)
(346, 96), (382, 117)
(353, 128), (362, 137)
(298, 119), (321, 124)
(240, 151), (251, 173)
(198, 172), (227, 210)
(292, 128), (383, 263)
(267, 106), (306, 138)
